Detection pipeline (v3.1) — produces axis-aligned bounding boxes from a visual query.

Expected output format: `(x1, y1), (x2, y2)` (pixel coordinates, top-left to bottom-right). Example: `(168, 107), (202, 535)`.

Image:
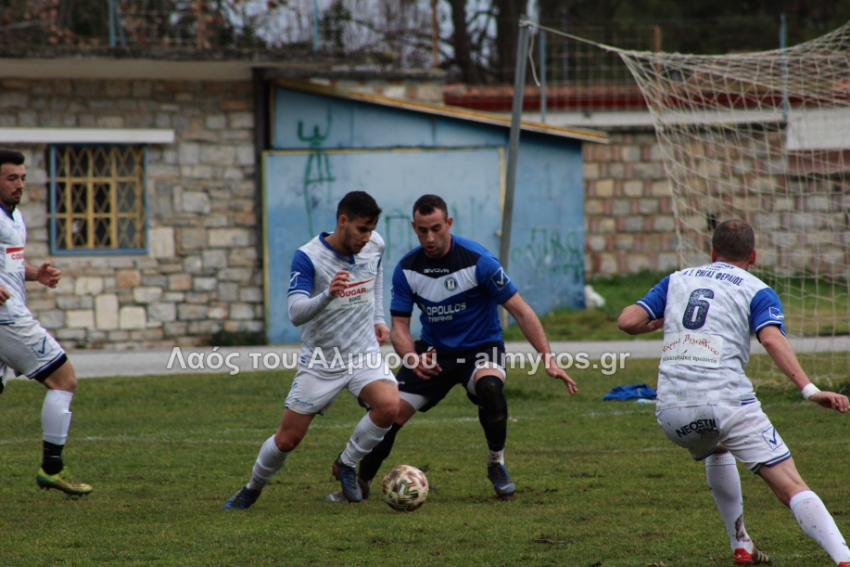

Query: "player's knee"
(475, 375), (506, 412)
(370, 399), (399, 428)
(273, 429), (305, 452)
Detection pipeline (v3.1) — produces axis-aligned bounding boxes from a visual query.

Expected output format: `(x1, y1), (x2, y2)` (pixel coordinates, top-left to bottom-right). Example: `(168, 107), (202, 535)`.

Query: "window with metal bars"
(49, 145), (147, 254)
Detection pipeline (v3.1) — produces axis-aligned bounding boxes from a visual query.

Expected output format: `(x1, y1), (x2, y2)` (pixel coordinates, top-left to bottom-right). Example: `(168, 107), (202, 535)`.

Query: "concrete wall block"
(183, 256), (203, 274)
(805, 195), (830, 212)
(180, 191), (211, 214)
(193, 277), (218, 292)
(585, 199), (604, 215)
(638, 199), (659, 215)
(632, 163), (664, 179)
(611, 199), (631, 216)
(650, 180), (671, 197)
(218, 283), (239, 302)
(623, 216), (644, 232)
(658, 253), (679, 272)
(595, 179), (615, 198)
(168, 274), (193, 291)
(66, 309), (94, 328)
(239, 287), (263, 303)
(597, 218), (615, 234)
(56, 296), (82, 310)
(178, 304), (208, 320)
(133, 287), (163, 304)
(119, 306), (147, 330)
(149, 227), (175, 259)
(653, 215), (676, 232)
(583, 163), (600, 180)
(200, 145), (236, 166)
(149, 302), (177, 322)
(229, 303), (254, 319)
(75, 277), (104, 296)
(626, 254), (651, 272)
(622, 180), (643, 197)
(180, 228), (207, 250)
(621, 145), (641, 162)
(208, 228), (250, 247)
(202, 249), (228, 269)
(218, 268), (253, 282)
(95, 294), (119, 330)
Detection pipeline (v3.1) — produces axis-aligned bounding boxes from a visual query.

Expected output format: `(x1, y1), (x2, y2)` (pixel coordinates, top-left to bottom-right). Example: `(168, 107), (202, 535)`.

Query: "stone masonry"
(583, 128), (681, 276)
(2, 78), (261, 350)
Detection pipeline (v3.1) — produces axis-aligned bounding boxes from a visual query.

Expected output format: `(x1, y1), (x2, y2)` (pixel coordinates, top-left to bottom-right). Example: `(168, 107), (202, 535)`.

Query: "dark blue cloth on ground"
(603, 383), (657, 401)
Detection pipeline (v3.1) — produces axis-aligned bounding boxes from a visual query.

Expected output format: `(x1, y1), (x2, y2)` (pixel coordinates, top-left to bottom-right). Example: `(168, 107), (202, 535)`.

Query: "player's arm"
(390, 315), (440, 379)
(0, 283), (10, 306)
(758, 325), (848, 413)
(502, 292), (577, 394)
(25, 261), (60, 288)
(617, 305), (664, 335)
(618, 275), (669, 335)
(373, 260), (389, 345)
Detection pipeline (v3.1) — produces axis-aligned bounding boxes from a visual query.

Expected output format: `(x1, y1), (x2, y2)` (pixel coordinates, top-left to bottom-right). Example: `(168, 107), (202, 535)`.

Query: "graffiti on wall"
(298, 108), (335, 237)
(510, 228), (584, 281)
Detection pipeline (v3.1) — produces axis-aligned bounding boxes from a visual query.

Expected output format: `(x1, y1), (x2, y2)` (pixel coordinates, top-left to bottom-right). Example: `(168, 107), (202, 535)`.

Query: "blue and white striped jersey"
(390, 235), (517, 351)
(637, 261), (785, 408)
(288, 232), (385, 366)
(0, 205), (29, 322)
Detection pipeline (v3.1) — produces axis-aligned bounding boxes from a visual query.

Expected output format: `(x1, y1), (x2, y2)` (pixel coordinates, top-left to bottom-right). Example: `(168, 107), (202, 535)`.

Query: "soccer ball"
(381, 464), (429, 512)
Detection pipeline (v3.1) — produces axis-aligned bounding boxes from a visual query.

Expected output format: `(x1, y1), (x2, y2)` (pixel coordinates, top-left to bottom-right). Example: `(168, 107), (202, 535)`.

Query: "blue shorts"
(396, 341), (505, 411)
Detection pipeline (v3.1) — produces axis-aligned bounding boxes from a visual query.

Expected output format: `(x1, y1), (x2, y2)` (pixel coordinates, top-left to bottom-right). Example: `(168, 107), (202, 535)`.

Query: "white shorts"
(656, 400), (791, 473)
(0, 315), (67, 382)
(285, 358), (397, 416)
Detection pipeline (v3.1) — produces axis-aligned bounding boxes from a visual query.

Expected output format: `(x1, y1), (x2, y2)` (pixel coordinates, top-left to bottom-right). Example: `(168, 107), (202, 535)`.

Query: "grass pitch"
(1, 357), (848, 566)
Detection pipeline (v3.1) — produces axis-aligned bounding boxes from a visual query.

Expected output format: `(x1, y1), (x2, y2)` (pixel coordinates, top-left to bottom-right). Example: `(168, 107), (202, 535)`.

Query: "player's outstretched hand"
(328, 270), (350, 298)
(0, 283), (10, 306)
(545, 356), (578, 394)
(412, 349), (441, 380)
(374, 323), (390, 345)
(809, 391), (849, 413)
(37, 262), (61, 288)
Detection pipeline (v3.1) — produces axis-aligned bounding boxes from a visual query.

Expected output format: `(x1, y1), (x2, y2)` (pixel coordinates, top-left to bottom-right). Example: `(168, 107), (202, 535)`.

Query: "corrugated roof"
(271, 78), (609, 144)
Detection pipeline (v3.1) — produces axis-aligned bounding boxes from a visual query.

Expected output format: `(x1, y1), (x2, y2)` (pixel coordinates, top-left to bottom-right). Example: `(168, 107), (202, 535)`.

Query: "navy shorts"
(396, 340), (506, 411)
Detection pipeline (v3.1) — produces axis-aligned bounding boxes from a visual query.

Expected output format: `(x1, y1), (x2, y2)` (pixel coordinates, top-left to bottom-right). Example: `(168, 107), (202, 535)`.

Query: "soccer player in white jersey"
(0, 149), (92, 496)
(619, 219), (849, 566)
(223, 191), (398, 509)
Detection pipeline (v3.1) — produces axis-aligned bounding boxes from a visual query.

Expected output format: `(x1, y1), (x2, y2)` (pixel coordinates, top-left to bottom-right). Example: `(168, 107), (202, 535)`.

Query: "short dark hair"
(337, 191), (382, 222)
(412, 194), (448, 219)
(712, 219), (755, 261)
(0, 150), (25, 169)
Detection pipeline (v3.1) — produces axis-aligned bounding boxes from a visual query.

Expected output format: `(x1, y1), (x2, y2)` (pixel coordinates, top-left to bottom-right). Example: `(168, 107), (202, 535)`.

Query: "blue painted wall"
(265, 87), (585, 344)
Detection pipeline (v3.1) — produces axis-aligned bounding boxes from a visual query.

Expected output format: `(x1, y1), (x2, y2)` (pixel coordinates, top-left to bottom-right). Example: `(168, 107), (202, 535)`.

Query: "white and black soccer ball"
(381, 464), (429, 512)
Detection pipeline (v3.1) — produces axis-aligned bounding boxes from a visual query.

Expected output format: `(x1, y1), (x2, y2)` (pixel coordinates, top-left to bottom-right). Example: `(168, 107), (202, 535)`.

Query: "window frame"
(48, 144), (149, 256)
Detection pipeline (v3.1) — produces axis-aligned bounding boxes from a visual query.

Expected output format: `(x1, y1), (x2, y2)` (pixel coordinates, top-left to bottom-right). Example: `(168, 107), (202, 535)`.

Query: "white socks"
(789, 490), (850, 563)
(488, 449), (505, 466)
(42, 390), (73, 446)
(247, 436), (289, 491)
(705, 452), (753, 552)
(339, 413), (391, 467)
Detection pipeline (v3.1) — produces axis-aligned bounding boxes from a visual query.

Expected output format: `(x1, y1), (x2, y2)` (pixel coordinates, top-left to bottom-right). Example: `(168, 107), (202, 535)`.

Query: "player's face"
(412, 209), (453, 259)
(340, 215), (378, 255)
(0, 163), (25, 210)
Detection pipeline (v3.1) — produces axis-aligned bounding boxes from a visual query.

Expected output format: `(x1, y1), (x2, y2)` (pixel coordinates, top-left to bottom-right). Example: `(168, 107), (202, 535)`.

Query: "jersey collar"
(0, 202), (14, 220)
(319, 232), (355, 264)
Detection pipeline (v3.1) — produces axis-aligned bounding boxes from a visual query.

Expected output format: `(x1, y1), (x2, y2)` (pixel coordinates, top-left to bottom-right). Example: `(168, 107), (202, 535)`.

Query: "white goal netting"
(537, 21), (850, 379)
(614, 23), (850, 379)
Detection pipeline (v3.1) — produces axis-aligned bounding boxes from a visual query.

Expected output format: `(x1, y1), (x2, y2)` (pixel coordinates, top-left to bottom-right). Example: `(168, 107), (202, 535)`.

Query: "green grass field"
(1, 357), (848, 566)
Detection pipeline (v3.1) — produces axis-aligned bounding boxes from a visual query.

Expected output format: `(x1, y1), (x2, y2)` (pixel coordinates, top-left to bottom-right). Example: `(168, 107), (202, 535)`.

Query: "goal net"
(537, 21), (850, 380)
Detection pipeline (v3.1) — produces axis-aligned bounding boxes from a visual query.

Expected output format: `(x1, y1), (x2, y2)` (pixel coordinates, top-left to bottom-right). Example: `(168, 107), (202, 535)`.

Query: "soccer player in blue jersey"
(329, 193), (577, 501)
(0, 149), (92, 496)
(619, 219), (850, 566)
(223, 191), (399, 509)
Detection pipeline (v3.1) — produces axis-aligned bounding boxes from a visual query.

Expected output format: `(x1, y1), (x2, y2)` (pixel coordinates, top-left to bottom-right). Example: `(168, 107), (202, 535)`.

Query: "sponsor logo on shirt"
(444, 277), (457, 291)
(491, 268), (510, 289)
(5, 246), (24, 273)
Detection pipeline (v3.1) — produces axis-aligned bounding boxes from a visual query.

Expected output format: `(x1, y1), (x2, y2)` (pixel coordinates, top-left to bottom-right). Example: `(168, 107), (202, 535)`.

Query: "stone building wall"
(2, 78), (261, 350)
(583, 128), (681, 276)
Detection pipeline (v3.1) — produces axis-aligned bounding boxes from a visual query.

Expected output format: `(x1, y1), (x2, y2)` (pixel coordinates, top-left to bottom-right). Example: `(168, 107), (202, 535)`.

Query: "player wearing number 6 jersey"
(619, 219), (850, 566)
